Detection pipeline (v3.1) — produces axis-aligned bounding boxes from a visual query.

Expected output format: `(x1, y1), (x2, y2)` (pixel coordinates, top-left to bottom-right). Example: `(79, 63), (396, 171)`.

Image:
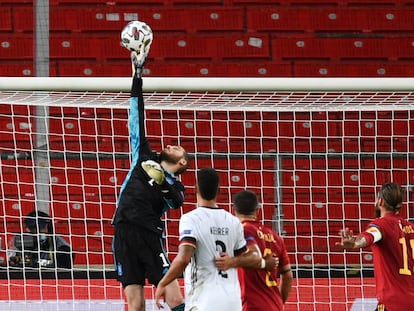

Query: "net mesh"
(1, 87), (413, 310)
(1, 90), (414, 110)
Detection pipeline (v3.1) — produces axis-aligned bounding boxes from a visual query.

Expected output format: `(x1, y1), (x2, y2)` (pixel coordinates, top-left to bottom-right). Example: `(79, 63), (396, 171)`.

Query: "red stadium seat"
(212, 138), (230, 153)
(1, 198), (36, 222)
(311, 8), (370, 32)
(0, 0), (33, 3)
(13, 6), (191, 33)
(0, 62), (57, 77)
(285, 0), (346, 5)
(194, 119), (213, 137)
(49, 6), (135, 32)
(294, 61), (414, 77)
(1, 160), (36, 221)
(11, 6), (32, 32)
(171, 0), (222, 3)
(212, 157), (230, 170)
(219, 33), (270, 60)
(50, 0), (166, 4)
(367, 9), (414, 32)
(58, 57), (292, 77)
(346, 0), (400, 6)
(0, 62), (33, 76)
(394, 37), (414, 59)
(0, 7), (12, 32)
(145, 60), (292, 77)
(0, 114), (34, 151)
(149, 33), (270, 61)
(0, 34), (33, 60)
(258, 8), (414, 33)
(55, 220), (114, 265)
(50, 34), (126, 60)
(150, 34), (214, 60)
(185, 8), (244, 32)
(52, 7), (184, 32)
(47, 6), (243, 33)
(228, 0), (281, 4)
(247, 7), (315, 32)
(49, 158), (122, 220)
(272, 37), (401, 61)
(228, 114), (245, 137)
(195, 156), (216, 169)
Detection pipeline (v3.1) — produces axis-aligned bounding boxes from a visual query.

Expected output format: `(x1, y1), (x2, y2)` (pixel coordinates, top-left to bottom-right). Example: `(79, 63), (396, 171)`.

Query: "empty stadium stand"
(247, 7), (414, 32)
(2, 1), (413, 77)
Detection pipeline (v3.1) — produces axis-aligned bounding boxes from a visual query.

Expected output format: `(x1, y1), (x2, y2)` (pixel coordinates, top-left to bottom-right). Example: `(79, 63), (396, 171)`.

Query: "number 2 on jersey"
(215, 240), (228, 278)
(263, 248), (278, 287)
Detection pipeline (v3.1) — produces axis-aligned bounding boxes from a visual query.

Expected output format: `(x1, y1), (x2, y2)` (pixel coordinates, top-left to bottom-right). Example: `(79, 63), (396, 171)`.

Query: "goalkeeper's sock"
(171, 303), (185, 311)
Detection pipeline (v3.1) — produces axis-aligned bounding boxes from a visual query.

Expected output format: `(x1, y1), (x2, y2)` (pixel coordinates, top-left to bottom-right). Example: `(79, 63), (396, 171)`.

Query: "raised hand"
(336, 227), (356, 249)
(141, 160), (165, 185)
(131, 44), (147, 78)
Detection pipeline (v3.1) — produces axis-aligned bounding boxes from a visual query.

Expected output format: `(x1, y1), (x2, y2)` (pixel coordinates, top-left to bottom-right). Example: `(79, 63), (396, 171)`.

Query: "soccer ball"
(120, 20), (153, 53)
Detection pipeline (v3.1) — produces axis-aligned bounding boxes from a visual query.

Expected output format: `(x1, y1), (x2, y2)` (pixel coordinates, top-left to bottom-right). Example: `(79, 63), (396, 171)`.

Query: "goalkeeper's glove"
(141, 160), (165, 185)
(131, 44), (148, 78)
(160, 178), (185, 209)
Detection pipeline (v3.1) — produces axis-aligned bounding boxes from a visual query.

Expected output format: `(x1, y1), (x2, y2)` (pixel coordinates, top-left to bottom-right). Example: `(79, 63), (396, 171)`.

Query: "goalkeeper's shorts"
(113, 223), (170, 288)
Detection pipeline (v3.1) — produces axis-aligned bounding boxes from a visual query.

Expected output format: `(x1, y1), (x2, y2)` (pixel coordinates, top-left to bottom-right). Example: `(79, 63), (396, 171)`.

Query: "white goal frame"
(1, 77), (414, 113)
(1, 77), (414, 92)
(1, 77), (413, 311)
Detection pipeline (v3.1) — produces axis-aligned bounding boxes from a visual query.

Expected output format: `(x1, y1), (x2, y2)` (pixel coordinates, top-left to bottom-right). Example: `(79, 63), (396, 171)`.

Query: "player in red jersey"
(233, 190), (293, 311)
(337, 182), (414, 311)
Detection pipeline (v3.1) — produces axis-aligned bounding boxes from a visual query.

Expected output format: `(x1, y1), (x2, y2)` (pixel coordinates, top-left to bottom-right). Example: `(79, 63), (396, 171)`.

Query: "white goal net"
(0, 77), (413, 310)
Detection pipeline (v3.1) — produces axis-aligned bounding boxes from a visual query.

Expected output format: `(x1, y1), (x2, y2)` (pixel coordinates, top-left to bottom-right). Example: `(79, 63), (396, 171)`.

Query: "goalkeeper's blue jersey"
(112, 77), (169, 235)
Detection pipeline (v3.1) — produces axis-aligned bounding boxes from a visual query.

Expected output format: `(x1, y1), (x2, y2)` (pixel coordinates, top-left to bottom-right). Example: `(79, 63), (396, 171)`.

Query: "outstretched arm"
(155, 244), (194, 308)
(129, 47), (152, 163)
(214, 242), (278, 272)
(214, 247), (263, 271)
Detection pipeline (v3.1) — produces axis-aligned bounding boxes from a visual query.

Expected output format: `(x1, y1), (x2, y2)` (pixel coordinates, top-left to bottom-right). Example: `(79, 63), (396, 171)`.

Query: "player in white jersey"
(155, 167), (262, 311)
(180, 203), (247, 310)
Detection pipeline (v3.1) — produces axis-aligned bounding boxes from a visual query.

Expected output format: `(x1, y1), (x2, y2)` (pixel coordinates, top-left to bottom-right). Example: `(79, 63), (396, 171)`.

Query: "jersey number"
(263, 247), (278, 287)
(215, 240), (228, 279)
(399, 237), (414, 275)
(159, 253), (169, 268)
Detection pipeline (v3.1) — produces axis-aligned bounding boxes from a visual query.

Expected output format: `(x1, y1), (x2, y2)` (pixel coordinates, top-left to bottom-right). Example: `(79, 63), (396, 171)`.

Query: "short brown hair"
(378, 182), (404, 213)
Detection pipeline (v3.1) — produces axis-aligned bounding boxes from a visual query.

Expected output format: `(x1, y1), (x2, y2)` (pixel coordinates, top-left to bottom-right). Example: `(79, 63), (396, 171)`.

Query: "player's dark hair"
(378, 182), (404, 213)
(25, 210), (53, 233)
(233, 190), (259, 215)
(197, 167), (219, 201)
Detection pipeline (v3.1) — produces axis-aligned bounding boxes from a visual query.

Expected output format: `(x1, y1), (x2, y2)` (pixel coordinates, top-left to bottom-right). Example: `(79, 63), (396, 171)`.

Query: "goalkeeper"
(112, 44), (189, 311)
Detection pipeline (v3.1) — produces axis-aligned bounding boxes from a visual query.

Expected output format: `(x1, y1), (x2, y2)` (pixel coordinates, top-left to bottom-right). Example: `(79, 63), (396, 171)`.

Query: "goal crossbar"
(1, 77), (414, 92)
(1, 77), (414, 111)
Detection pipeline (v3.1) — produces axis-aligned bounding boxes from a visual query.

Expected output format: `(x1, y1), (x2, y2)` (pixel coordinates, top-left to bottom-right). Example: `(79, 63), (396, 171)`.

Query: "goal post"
(1, 77), (413, 310)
